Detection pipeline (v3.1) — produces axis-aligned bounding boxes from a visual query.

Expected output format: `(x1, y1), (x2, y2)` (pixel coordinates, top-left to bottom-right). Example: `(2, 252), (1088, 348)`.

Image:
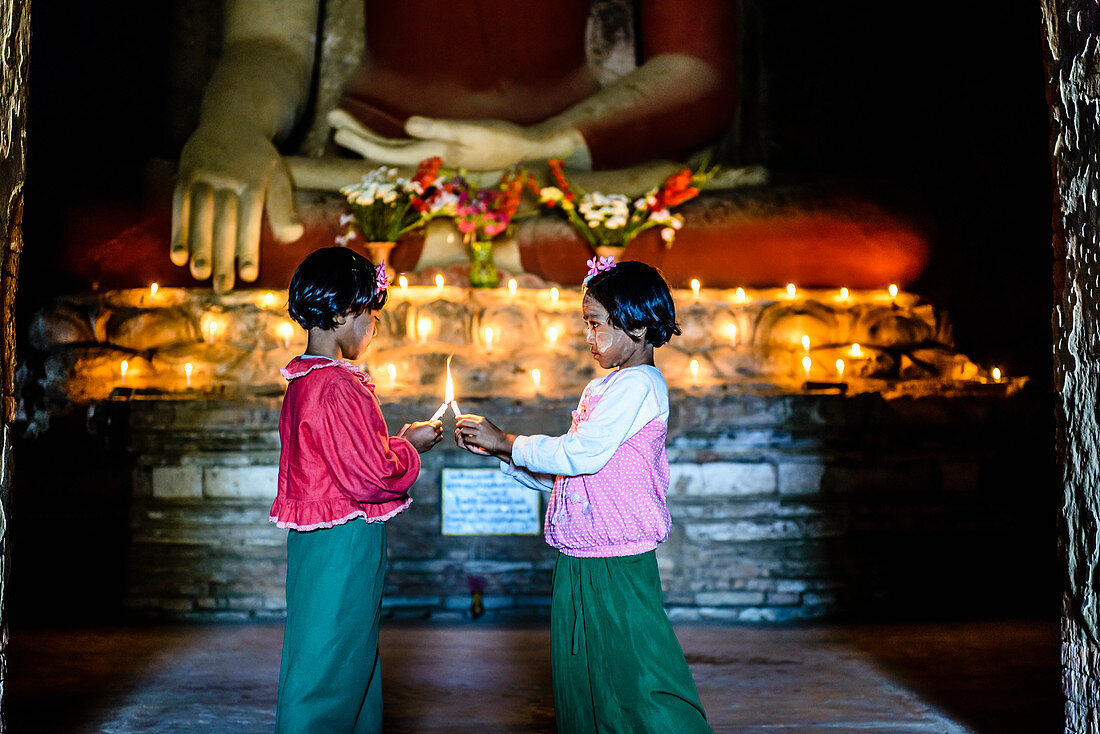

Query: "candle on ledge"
(547, 326), (558, 345)
(206, 319), (219, 344)
(435, 274), (445, 290)
(786, 283), (797, 299)
(689, 358), (699, 384)
(550, 287), (559, 304)
(278, 321), (294, 349)
(399, 275), (409, 292)
(149, 283), (159, 302)
(734, 287), (747, 303)
(802, 355), (812, 381)
(184, 362), (193, 388)
(991, 366), (1002, 382)
(840, 287), (849, 302)
(387, 363), (397, 390)
(836, 359), (845, 379)
(120, 360), (128, 385)
(484, 326), (494, 353)
(850, 343), (862, 358)
(508, 278), (518, 297)
(531, 368), (542, 393)
(888, 284), (899, 302)
(417, 317), (432, 343)
(263, 291), (275, 307)
(801, 334), (810, 354)
(726, 323), (737, 346)
(690, 279), (701, 300)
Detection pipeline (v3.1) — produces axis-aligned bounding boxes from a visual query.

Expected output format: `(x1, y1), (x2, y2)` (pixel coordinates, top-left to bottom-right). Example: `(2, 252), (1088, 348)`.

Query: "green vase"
(467, 238), (499, 288)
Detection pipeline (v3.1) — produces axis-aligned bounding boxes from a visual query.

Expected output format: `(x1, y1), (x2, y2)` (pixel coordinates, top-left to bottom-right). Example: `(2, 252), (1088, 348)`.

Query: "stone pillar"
(0, 0), (28, 729)
(1042, 2), (1100, 731)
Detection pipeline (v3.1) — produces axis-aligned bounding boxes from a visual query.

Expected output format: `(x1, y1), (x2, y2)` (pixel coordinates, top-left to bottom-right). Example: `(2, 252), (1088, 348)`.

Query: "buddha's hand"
(172, 122), (304, 293)
(329, 110), (588, 171)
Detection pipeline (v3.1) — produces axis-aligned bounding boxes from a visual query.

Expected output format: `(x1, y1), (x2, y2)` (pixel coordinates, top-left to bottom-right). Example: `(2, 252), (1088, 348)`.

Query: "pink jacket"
(269, 357), (419, 531)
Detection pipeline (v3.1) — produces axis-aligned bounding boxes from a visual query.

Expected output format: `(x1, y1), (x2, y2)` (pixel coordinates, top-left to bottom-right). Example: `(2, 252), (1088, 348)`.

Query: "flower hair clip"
(375, 263), (388, 292)
(585, 255), (616, 277)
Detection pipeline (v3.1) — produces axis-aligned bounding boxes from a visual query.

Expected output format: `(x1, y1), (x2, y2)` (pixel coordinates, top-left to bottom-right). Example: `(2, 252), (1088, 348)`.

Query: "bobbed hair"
(583, 260), (681, 347)
(288, 247), (388, 330)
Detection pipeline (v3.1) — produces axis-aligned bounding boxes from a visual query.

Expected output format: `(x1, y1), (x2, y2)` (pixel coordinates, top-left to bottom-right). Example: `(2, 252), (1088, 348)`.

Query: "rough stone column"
(1042, 1), (1100, 732)
(0, 0), (27, 729)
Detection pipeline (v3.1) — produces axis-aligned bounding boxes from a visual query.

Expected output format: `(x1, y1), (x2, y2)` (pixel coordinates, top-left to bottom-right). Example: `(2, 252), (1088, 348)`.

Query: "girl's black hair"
(584, 260), (681, 347)
(288, 247), (388, 330)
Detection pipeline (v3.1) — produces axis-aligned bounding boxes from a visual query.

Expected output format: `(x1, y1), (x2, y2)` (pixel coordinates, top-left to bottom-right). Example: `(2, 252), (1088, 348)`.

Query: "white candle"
(801, 334), (810, 354)
(786, 283), (797, 298)
(689, 358), (699, 383)
(726, 323), (737, 346)
(734, 287), (747, 303)
(836, 359), (845, 379)
(435, 274), (445, 290)
(184, 362), (193, 388)
(850, 343), (862, 358)
(550, 287), (559, 304)
(264, 291), (275, 307)
(417, 317), (432, 343)
(207, 319), (219, 344)
(484, 326), (494, 353)
(278, 321), (294, 349)
(149, 282), (159, 299)
(840, 287), (849, 301)
(802, 355), (812, 380)
(691, 279), (700, 299)
(387, 363), (397, 389)
(508, 278), (518, 297)
(120, 360), (128, 385)
(547, 326), (558, 345)
(531, 368), (541, 392)
(399, 275), (409, 292)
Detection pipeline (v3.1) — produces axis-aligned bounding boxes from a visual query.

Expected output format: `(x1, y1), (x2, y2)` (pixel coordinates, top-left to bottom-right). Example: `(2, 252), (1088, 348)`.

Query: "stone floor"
(6, 620), (1059, 733)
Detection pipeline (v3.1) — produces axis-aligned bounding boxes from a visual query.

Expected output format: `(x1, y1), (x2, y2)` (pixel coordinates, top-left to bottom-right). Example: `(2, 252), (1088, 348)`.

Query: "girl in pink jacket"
(272, 247), (442, 733)
(456, 260), (711, 734)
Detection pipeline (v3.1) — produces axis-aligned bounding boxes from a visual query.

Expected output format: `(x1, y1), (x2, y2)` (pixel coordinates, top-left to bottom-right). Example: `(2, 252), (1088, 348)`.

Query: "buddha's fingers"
(212, 191), (239, 293)
(188, 184), (215, 281)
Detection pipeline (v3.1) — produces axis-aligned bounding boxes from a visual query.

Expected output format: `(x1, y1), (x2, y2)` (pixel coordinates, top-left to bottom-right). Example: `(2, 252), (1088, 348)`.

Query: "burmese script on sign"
(441, 469), (542, 536)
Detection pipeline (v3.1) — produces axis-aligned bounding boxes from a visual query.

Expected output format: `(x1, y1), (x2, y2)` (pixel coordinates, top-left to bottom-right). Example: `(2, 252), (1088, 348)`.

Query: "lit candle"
(550, 287), (559, 304)
(386, 363), (397, 390)
(149, 282), (159, 299)
(992, 366), (1002, 382)
(264, 291), (275, 307)
(531, 368), (542, 391)
(429, 355), (462, 421)
(836, 359), (845, 379)
(278, 321), (294, 349)
(399, 275), (409, 292)
(786, 283), (797, 298)
(184, 362), (193, 388)
(435, 274), (445, 290)
(508, 278), (518, 297)
(417, 317), (432, 343)
(802, 355), (812, 380)
(691, 279), (701, 299)
(120, 360), (128, 385)
(801, 334), (810, 354)
(888, 284), (899, 301)
(484, 326), (494, 353)
(735, 287), (747, 303)
(840, 287), (849, 301)
(206, 319), (219, 344)
(547, 325), (558, 345)
(850, 343), (862, 358)
(727, 323), (737, 346)
(689, 358), (699, 383)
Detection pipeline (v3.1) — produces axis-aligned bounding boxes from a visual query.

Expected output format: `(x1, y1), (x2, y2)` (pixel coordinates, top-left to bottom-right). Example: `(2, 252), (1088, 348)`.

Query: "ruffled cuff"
(269, 495), (412, 532)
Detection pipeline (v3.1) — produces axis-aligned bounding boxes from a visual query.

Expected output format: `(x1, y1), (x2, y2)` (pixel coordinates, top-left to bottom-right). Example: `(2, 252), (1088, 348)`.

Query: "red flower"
(652, 168), (699, 209)
(412, 156), (443, 189)
(548, 159), (576, 202)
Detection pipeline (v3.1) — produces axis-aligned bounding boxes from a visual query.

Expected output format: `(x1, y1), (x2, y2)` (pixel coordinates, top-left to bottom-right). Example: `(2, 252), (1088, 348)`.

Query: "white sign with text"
(441, 468), (542, 536)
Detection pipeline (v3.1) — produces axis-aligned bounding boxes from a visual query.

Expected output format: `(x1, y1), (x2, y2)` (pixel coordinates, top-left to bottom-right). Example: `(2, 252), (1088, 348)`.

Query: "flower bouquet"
(538, 159), (705, 259)
(338, 157), (445, 276)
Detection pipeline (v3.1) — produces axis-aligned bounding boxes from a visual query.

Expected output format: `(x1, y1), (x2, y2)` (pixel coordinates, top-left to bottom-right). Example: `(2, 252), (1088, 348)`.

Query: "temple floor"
(7, 620), (1057, 733)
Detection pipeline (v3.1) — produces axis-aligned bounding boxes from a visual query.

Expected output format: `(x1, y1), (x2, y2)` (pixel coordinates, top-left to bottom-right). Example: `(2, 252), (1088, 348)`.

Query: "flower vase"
(364, 241), (397, 282)
(594, 244), (626, 262)
(467, 236), (499, 288)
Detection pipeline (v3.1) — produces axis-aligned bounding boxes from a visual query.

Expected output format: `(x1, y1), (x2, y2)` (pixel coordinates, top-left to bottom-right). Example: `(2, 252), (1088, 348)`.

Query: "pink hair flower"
(375, 263), (388, 291)
(585, 255), (617, 277)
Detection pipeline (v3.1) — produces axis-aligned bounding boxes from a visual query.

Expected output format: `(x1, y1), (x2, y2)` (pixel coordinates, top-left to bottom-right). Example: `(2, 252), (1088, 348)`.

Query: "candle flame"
(264, 291), (274, 306)
(689, 358), (699, 381)
(802, 355), (812, 376)
(417, 317), (432, 342)
(547, 325), (558, 344)
(120, 360), (128, 375)
(484, 326), (494, 352)
(888, 284), (899, 299)
(691, 279), (701, 298)
(735, 287), (747, 303)
(850, 343), (862, 357)
(786, 283), (797, 298)
(836, 359), (845, 378)
(435, 274), (445, 289)
(444, 355), (455, 403)
(150, 283), (159, 296)
(991, 366), (1002, 382)
(531, 368), (541, 388)
(387, 363), (397, 386)
(727, 323), (737, 344)
(399, 275), (409, 290)
(508, 278), (517, 296)
(184, 362), (193, 376)
(550, 287), (559, 303)
(801, 334), (810, 352)
(840, 287), (849, 300)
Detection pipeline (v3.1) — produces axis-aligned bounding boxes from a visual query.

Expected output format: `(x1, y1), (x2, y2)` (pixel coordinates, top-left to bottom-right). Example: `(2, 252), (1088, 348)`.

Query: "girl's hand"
(403, 420), (444, 453)
(455, 414), (515, 460)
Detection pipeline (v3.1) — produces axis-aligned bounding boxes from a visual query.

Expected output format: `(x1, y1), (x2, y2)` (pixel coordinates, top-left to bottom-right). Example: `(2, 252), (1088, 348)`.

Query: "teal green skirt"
(276, 520), (387, 734)
(550, 551), (711, 734)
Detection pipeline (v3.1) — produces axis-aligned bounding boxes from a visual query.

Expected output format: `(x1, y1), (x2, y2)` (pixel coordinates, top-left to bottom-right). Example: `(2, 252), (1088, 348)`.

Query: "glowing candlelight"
(801, 334), (810, 354)
(802, 355), (812, 380)
(386, 363), (397, 389)
(850, 343), (862, 358)
(484, 326), (494, 353)
(120, 360), (128, 385)
(184, 362), (193, 388)
(264, 291), (275, 307)
(726, 323), (737, 346)
(149, 282), (159, 299)
(417, 317), (432, 343)
(786, 283), (797, 298)
(840, 287), (849, 301)
(206, 319), (219, 344)
(888, 284), (899, 300)
(399, 275), (409, 291)
(547, 325), (558, 345)
(689, 358), (699, 383)
(531, 368), (542, 391)
(992, 366), (1002, 382)
(508, 278), (518, 297)
(735, 287), (747, 303)
(691, 279), (701, 299)
(550, 287), (559, 304)
(435, 274), (445, 290)
(278, 321), (294, 349)
(429, 355), (461, 421)
(836, 359), (845, 378)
